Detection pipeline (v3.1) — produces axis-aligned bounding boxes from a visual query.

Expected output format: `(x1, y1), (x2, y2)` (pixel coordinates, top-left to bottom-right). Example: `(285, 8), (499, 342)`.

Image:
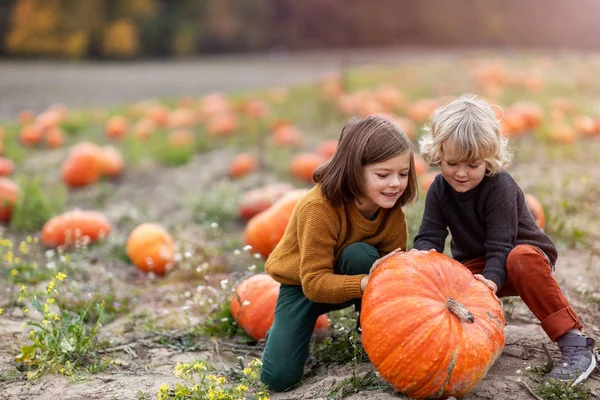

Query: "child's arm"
(481, 176), (522, 291)
(297, 203), (365, 304)
(412, 179), (448, 252)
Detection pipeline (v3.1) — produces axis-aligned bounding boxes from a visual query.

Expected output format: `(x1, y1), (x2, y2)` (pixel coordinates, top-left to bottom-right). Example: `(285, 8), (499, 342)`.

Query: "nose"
(455, 165), (467, 177)
(389, 175), (400, 187)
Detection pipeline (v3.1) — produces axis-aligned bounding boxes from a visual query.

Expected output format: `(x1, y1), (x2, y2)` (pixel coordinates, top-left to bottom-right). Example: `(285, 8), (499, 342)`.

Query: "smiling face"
(440, 140), (486, 193)
(354, 151), (412, 218)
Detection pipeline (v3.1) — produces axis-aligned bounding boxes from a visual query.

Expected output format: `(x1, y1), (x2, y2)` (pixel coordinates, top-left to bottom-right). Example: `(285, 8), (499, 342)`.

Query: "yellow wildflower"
(235, 383), (249, 393)
(0, 308), (3, 315)
(19, 284), (26, 292)
(26, 236), (32, 243)
(33, 237), (39, 244)
(56, 272), (67, 281)
(47, 280), (55, 293)
(22, 307), (28, 314)
(46, 298), (55, 304)
(10, 269), (18, 276)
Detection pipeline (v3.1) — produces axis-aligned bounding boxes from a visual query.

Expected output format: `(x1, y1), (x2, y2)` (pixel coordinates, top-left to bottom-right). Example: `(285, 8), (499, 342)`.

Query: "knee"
(339, 242), (379, 275)
(507, 245), (548, 275)
(261, 366), (303, 392)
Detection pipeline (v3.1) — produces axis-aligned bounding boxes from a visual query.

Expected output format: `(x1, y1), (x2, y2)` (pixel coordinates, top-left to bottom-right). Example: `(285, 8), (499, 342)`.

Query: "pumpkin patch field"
(1, 50), (600, 400)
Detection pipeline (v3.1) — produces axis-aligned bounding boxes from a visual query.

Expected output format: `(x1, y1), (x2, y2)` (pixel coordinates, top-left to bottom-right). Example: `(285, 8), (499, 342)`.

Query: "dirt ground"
(1, 48), (600, 399)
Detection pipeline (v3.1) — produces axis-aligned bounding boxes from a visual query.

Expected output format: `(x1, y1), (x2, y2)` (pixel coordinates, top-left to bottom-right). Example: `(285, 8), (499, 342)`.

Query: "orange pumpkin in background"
(105, 115), (129, 140)
(315, 139), (338, 159)
(19, 124), (43, 147)
(525, 193), (546, 230)
(0, 157), (15, 176)
(230, 274), (329, 341)
(228, 153), (257, 179)
(45, 127), (65, 148)
(238, 182), (295, 220)
(289, 152), (326, 183)
(361, 250), (505, 400)
(0, 177), (20, 222)
(100, 145), (125, 178)
(42, 210), (112, 248)
(413, 154), (428, 177)
(126, 223), (175, 275)
(167, 130), (194, 148)
(61, 142), (103, 187)
(418, 171), (437, 193)
(243, 189), (309, 258)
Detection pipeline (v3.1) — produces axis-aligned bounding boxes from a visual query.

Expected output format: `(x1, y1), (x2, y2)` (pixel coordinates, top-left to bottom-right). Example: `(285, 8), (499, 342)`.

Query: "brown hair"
(313, 115), (418, 208)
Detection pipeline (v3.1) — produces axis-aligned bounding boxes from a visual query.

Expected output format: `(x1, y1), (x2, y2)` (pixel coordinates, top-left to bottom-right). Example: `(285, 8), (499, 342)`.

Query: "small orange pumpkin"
(361, 250), (505, 399)
(19, 125), (43, 147)
(61, 142), (103, 187)
(289, 153), (326, 183)
(228, 153), (257, 179)
(230, 274), (329, 341)
(42, 210), (112, 248)
(126, 223), (175, 275)
(315, 139), (338, 159)
(243, 189), (309, 257)
(0, 177), (20, 222)
(99, 145), (125, 178)
(167, 130), (194, 148)
(0, 157), (15, 176)
(45, 127), (65, 149)
(525, 193), (545, 230)
(105, 115), (129, 140)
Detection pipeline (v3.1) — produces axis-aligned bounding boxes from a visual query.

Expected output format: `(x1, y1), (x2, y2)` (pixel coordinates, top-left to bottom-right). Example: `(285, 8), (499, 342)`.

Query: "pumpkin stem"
(446, 298), (475, 323)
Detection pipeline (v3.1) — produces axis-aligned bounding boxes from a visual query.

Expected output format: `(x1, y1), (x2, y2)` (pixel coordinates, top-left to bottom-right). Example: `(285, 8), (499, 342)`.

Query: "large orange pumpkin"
(361, 250), (505, 400)
(0, 177), (20, 222)
(42, 210), (112, 248)
(126, 223), (175, 275)
(230, 274), (329, 341)
(243, 189), (309, 258)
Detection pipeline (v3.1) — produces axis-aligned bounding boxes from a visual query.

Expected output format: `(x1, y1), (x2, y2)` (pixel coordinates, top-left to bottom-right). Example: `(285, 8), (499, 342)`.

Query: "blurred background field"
(1, 2), (600, 400)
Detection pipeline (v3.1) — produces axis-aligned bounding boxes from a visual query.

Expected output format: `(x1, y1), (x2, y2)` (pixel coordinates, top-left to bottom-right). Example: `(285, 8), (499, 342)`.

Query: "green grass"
(10, 174), (66, 233)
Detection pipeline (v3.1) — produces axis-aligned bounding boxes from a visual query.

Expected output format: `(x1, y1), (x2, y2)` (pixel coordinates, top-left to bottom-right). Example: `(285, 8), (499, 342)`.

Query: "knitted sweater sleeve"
(413, 177), (448, 252)
(297, 202), (365, 304)
(481, 177), (520, 290)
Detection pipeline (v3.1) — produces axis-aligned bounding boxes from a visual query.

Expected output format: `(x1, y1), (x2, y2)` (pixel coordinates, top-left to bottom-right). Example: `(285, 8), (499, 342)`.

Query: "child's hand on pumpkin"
(473, 274), (498, 293)
(369, 247), (404, 275)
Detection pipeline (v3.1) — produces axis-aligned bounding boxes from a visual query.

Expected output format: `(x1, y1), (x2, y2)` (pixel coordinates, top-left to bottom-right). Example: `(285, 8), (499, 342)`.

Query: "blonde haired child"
(261, 115), (418, 391)
(414, 94), (596, 384)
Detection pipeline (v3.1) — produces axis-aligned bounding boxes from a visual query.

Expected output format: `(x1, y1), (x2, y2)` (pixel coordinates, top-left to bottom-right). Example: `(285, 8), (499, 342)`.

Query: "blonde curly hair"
(419, 94), (512, 175)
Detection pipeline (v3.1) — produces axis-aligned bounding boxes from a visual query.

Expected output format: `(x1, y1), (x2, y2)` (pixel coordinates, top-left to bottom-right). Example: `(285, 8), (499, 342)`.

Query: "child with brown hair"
(261, 114), (418, 391)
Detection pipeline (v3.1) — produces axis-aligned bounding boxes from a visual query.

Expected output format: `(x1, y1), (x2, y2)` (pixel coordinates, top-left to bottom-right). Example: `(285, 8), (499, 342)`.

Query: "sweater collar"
(348, 200), (385, 229)
(443, 175), (487, 201)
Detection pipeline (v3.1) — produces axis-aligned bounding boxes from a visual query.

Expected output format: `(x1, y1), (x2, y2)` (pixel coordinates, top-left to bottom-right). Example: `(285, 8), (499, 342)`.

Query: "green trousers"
(260, 242), (379, 392)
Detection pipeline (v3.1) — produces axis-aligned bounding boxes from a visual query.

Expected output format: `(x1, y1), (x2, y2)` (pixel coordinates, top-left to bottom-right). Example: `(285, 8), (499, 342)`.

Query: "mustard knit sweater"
(265, 185), (408, 304)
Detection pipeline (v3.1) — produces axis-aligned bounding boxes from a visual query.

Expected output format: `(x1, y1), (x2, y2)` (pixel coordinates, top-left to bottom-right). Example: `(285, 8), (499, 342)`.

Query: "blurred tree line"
(2, 0), (599, 59)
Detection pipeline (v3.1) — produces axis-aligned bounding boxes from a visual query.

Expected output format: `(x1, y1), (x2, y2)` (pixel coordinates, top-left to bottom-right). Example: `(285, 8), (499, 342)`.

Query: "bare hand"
(473, 274), (498, 293)
(473, 274), (501, 304)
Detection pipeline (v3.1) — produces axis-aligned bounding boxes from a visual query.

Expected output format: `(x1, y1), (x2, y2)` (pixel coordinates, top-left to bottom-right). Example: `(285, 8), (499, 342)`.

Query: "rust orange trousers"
(463, 244), (582, 341)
